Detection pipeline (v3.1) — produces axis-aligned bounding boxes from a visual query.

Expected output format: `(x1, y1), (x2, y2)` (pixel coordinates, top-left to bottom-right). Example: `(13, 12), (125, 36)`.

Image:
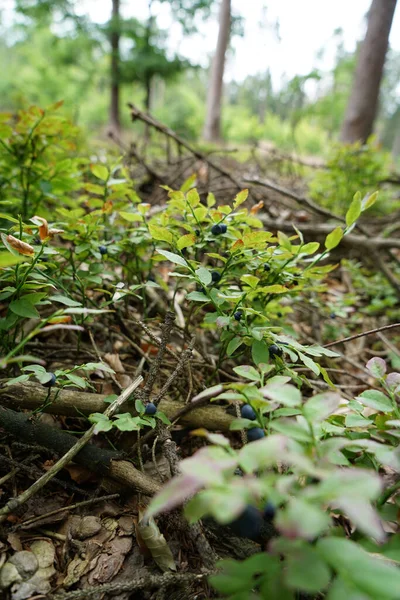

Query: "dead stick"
(0, 377), (143, 522)
(324, 322), (400, 348)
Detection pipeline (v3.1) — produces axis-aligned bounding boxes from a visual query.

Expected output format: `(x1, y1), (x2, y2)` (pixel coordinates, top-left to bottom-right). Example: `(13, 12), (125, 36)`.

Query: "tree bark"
(109, 0), (121, 134)
(202, 0), (231, 142)
(340, 0), (397, 144)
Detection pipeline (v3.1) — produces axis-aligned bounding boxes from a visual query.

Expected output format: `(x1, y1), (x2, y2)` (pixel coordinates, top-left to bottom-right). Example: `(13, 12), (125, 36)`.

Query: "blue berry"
(264, 264), (271, 271)
(99, 245), (107, 255)
(42, 373), (56, 388)
(234, 311), (243, 321)
(211, 271), (221, 283)
(263, 501), (276, 521)
(211, 224), (222, 235)
(247, 427), (265, 442)
(220, 223), (227, 233)
(269, 344), (283, 358)
(330, 313), (336, 319)
(145, 403), (157, 415)
(276, 312), (282, 318)
(229, 505), (264, 541)
(241, 404), (256, 420)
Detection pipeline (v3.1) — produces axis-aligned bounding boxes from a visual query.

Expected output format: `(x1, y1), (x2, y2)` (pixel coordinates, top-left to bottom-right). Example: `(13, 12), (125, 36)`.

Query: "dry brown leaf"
(6, 235), (34, 257)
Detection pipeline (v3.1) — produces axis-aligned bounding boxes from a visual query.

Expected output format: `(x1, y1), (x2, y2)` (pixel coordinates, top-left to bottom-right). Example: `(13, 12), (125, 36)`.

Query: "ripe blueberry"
(99, 245), (107, 255)
(145, 403), (157, 415)
(264, 264), (271, 272)
(263, 501), (276, 521)
(241, 404), (256, 420)
(229, 505), (264, 541)
(330, 313), (336, 319)
(234, 311), (243, 321)
(276, 312), (282, 318)
(220, 223), (227, 233)
(211, 224), (222, 235)
(269, 344), (283, 358)
(247, 427), (265, 442)
(42, 373), (56, 388)
(211, 271), (221, 283)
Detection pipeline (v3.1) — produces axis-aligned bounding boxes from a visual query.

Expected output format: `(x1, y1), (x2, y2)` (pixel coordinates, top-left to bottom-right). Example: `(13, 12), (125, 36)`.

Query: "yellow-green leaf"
(345, 194), (362, 227)
(362, 190), (379, 211)
(240, 274), (260, 289)
(90, 164), (109, 181)
(149, 224), (174, 244)
(278, 231), (292, 251)
(186, 188), (200, 208)
(177, 233), (196, 250)
(243, 231), (273, 247)
(233, 189), (249, 208)
(324, 227), (343, 250)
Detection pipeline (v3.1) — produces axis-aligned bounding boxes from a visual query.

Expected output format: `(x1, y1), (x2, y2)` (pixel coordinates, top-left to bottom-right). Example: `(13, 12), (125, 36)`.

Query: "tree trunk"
(109, 0), (121, 134)
(202, 0), (231, 142)
(340, 0), (397, 144)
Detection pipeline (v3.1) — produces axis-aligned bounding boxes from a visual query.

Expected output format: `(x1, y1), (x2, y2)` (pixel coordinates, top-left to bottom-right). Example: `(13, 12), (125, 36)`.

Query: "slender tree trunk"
(340, 0), (397, 144)
(202, 0), (231, 142)
(109, 0), (121, 134)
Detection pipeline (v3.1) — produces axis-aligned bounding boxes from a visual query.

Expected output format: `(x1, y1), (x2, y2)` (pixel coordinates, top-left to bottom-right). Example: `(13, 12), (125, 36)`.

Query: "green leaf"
(285, 546), (331, 593)
(113, 413), (142, 431)
(366, 357), (386, 379)
(9, 297), (40, 318)
(233, 365), (260, 381)
(186, 188), (200, 207)
(303, 392), (341, 422)
(300, 242), (320, 255)
(276, 498), (331, 539)
(149, 225), (174, 244)
(362, 190), (379, 211)
(186, 291), (209, 302)
(51, 295), (82, 307)
(6, 374), (30, 386)
(0, 252), (26, 268)
(180, 174), (197, 193)
(278, 231), (292, 251)
(318, 538), (400, 599)
(240, 274), (259, 288)
(65, 373), (87, 389)
(325, 227), (343, 250)
(89, 413), (113, 434)
(156, 249), (188, 267)
(195, 266), (212, 286)
(90, 163), (109, 181)
(263, 384), (302, 408)
(119, 211), (142, 223)
(233, 189), (249, 208)
(177, 233), (196, 250)
(346, 194), (362, 227)
(252, 340), (270, 365)
(227, 336), (243, 356)
(357, 390), (393, 413)
(298, 352), (320, 375)
(270, 419), (311, 442)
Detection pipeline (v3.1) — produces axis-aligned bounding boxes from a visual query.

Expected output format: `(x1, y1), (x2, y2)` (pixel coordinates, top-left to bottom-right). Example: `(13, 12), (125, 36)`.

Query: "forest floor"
(0, 106), (399, 600)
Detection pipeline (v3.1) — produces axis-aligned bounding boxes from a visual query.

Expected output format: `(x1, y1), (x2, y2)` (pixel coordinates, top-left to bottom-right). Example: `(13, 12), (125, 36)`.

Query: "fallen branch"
(324, 322), (400, 348)
(0, 381), (234, 431)
(0, 377), (143, 522)
(50, 570), (212, 600)
(129, 103), (244, 191)
(0, 406), (161, 500)
(259, 217), (400, 250)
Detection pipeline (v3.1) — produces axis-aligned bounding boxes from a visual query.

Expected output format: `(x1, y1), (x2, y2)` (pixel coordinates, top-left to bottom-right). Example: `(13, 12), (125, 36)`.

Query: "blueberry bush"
(0, 105), (399, 599)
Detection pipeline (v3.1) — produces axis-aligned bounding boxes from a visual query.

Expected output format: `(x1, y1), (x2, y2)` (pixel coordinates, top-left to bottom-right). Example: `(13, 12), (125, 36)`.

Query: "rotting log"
(0, 406), (161, 496)
(0, 382), (234, 431)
